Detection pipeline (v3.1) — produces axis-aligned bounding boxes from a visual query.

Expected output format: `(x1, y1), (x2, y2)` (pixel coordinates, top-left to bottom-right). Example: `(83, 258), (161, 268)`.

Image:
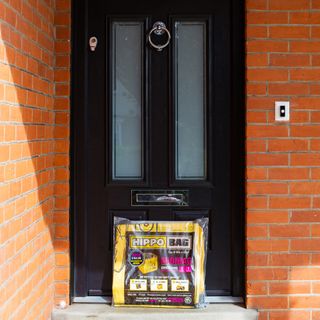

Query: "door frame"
(70, 0), (245, 302)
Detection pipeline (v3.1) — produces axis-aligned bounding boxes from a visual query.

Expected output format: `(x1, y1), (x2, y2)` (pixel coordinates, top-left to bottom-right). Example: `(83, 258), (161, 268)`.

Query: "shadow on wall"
(0, 2), (69, 319)
(247, 250), (320, 319)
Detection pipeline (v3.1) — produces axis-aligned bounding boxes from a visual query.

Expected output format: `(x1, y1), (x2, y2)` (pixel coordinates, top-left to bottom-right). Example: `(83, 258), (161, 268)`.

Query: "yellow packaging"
(138, 253), (158, 274)
(112, 218), (208, 308)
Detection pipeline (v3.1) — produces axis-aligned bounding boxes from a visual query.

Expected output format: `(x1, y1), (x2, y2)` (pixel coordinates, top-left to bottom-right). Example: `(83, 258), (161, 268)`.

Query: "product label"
(124, 232), (194, 306)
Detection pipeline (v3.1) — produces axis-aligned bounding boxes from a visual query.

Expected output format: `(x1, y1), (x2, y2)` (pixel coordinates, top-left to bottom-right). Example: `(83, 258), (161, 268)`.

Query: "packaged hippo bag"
(112, 217), (208, 308)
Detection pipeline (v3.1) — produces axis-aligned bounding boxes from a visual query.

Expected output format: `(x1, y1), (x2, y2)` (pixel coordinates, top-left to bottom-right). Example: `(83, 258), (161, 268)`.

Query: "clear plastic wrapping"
(112, 217), (208, 308)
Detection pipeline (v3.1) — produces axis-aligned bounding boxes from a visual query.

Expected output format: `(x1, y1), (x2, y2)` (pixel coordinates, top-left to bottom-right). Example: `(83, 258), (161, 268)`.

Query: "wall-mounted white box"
(275, 101), (290, 121)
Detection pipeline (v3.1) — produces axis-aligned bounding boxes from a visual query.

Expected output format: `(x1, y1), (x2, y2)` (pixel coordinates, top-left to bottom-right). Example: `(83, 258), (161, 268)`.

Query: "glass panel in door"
(173, 21), (207, 180)
(111, 21), (144, 180)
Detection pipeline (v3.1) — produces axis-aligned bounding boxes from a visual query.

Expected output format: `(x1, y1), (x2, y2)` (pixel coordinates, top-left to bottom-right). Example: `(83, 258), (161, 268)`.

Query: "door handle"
(154, 195), (182, 203)
(148, 21), (171, 52)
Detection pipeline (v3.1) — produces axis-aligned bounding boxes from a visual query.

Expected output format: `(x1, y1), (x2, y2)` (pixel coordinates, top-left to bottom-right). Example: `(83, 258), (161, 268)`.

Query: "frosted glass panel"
(112, 22), (143, 179)
(174, 21), (206, 180)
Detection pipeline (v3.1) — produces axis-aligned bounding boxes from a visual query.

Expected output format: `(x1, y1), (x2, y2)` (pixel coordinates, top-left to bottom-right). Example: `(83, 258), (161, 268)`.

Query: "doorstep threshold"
(52, 303), (258, 320)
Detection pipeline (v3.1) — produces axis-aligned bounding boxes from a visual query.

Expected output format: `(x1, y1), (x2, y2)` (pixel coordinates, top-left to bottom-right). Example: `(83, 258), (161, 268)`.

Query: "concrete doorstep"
(52, 303), (258, 320)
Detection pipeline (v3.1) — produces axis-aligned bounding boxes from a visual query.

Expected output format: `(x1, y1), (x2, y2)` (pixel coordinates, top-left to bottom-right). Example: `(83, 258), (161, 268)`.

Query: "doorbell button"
(275, 101), (290, 121)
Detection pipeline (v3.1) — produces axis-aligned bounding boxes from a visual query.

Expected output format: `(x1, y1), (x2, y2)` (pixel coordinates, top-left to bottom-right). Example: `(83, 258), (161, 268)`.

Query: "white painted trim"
(73, 296), (112, 303)
(206, 296), (243, 303)
(72, 296), (243, 304)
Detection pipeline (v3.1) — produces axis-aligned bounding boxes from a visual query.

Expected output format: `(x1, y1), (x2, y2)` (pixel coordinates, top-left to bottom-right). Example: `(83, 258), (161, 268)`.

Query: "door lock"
(89, 36), (98, 51)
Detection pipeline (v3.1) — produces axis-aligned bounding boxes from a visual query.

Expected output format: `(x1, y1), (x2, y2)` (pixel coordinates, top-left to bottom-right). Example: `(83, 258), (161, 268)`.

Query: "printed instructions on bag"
(125, 232), (195, 306)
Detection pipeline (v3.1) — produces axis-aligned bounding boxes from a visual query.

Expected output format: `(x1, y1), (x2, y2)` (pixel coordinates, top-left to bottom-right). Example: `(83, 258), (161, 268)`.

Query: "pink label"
(178, 266), (192, 273)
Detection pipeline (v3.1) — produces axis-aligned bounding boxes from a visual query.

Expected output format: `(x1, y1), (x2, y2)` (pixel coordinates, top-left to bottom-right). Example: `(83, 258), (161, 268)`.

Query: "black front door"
(72, 0), (244, 300)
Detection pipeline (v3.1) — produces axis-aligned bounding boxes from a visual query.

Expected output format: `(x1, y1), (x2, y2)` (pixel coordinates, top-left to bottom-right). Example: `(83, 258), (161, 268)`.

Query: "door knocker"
(148, 21), (171, 51)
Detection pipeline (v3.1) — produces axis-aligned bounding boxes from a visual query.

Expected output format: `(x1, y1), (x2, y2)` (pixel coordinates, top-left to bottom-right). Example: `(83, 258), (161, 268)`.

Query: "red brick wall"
(0, 0), (55, 318)
(1, 0), (320, 319)
(246, 0), (320, 319)
(53, 0), (71, 307)
(0, 0), (70, 318)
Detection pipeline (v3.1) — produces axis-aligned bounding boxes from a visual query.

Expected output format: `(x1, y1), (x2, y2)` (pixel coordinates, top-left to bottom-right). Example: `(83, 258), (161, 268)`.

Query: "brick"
(290, 111), (310, 123)
(53, 240), (69, 252)
(314, 312), (320, 320)
(290, 296), (320, 308)
(247, 54), (268, 67)
(247, 154), (288, 166)
(247, 97), (278, 110)
(54, 12), (70, 25)
(312, 254), (320, 265)
(247, 282), (268, 295)
(291, 41), (320, 53)
(269, 311), (310, 320)
(247, 125), (288, 137)
(247, 111), (268, 124)
(54, 213), (69, 225)
(56, 253), (70, 267)
(247, 211), (289, 223)
(247, 182), (288, 195)
(311, 112), (320, 122)
(291, 239), (320, 251)
(270, 26), (310, 39)
(247, 140), (267, 152)
(54, 268), (70, 281)
(313, 282), (320, 293)
(247, 12), (289, 24)
(247, 268), (288, 281)
(247, 83), (267, 96)
(290, 12), (320, 24)
(311, 140), (320, 151)
(247, 168), (267, 179)
(311, 168), (320, 179)
(313, 0), (320, 9)
(247, 26), (268, 38)
(269, 197), (311, 209)
(269, 83), (309, 95)
(291, 154), (320, 166)
(270, 224), (310, 237)
(312, 225), (320, 236)
(291, 69), (320, 81)
(291, 211), (320, 222)
(247, 69), (288, 81)
(247, 225), (268, 238)
(291, 125), (320, 137)
(290, 267), (320, 280)
(312, 55), (320, 66)
(270, 282), (311, 294)
(247, 296), (288, 309)
(269, 0), (309, 10)
(268, 139), (308, 152)
(246, 197), (268, 209)
(271, 54), (310, 67)
(247, 40), (288, 53)
(55, 226), (69, 238)
(54, 282), (69, 295)
(246, 0), (267, 9)
(270, 254), (310, 266)
(258, 312), (268, 320)
(269, 168), (309, 180)
(290, 182), (320, 194)
(56, 0), (71, 11)
(247, 254), (269, 266)
(247, 239), (289, 252)
(312, 27), (320, 38)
